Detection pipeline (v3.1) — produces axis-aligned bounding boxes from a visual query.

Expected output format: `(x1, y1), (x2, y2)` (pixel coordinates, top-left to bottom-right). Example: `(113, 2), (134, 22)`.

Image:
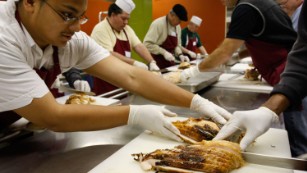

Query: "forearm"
(87, 57), (193, 107)
(198, 47), (231, 71)
(124, 67), (193, 107)
(134, 44), (154, 63)
(199, 38), (243, 71)
(15, 93), (130, 132)
(180, 46), (191, 54)
(199, 46), (208, 55)
(111, 51), (134, 65)
(262, 94), (290, 115)
(144, 41), (166, 55)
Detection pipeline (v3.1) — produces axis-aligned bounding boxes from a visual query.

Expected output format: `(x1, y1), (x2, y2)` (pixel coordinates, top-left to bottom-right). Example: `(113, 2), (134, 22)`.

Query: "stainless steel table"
(0, 87), (279, 173)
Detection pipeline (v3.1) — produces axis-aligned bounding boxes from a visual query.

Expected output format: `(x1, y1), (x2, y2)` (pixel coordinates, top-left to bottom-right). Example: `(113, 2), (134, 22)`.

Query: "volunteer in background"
(181, 15), (208, 61)
(90, 0), (160, 94)
(143, 4), (190, 69)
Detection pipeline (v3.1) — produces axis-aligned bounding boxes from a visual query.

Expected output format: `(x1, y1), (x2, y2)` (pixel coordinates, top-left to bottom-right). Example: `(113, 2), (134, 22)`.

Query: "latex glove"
(163, 51), (175, 62)
(149, 60), (160, 71)
(180, 65), (200, 82)
(187, 51), (197, 59)
(73, 80), (91, 92)
(179, 54), (190, 62)
(133, 61), (149, 70)
(214, 107), (279, 150)
(128, 105), (182, 142)
(196, 53), (202, 59)
(190, 94), (232, 124)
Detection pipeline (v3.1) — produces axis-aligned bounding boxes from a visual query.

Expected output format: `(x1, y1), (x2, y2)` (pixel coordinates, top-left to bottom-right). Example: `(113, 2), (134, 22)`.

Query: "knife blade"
(151, 69), (170, 73)
(58, 86), (96, 96)
(242, 152), (307, 171)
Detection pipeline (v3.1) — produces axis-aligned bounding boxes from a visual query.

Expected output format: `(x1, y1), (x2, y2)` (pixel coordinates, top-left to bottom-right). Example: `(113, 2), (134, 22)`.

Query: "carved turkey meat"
(172, 117), (221, 144)
(132, 140), (245, 173)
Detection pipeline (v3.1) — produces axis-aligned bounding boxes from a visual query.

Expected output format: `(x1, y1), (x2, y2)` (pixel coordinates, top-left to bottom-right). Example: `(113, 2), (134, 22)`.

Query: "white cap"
(190, 15), (202, 26)
(115, 0), (135, 14)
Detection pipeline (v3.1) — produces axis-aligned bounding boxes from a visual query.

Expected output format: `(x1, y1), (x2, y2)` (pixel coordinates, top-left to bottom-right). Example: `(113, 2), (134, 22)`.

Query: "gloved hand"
(149, 60), (160, 71)
(214, 107), (279, 150)
(180, 65), (200, 82)
(190, 94), (232, 124)
(163, 51), (175, 62)
(73, 80), (91, 92)
(179, 54), (190, 62)
(187, 51), (197, 59)
(128, 105), (182, 142)
(196, 53), (202, 59)
(133, 61), (149, 70)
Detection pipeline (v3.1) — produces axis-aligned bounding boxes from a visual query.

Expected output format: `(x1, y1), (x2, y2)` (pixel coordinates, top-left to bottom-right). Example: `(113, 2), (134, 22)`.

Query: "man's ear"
(22, 0), (36, 12)
(27, 0), (34, 5)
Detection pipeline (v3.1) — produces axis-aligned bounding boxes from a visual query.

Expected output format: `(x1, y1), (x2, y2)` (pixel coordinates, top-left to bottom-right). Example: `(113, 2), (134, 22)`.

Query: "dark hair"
(108, 3), (123, 17)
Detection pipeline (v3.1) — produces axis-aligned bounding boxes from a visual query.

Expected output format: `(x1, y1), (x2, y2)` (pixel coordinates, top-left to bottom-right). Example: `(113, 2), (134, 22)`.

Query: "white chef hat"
(115, 0), (135, 14)
(190, 15), (202, 26)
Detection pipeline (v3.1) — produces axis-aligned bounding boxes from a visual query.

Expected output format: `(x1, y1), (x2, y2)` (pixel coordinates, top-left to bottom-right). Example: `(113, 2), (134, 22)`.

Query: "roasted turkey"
(65, 93), (96, 105)
(172, 117), (221, 144)
(132, 140), (245, 173)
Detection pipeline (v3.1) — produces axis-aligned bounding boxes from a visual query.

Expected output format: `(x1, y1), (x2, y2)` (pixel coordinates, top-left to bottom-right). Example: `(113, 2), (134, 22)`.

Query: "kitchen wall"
(81, 0), (111, 36)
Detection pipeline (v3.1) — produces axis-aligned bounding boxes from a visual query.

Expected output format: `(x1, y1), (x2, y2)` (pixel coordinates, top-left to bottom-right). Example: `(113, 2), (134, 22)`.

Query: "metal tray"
(177, 72), (222, 93)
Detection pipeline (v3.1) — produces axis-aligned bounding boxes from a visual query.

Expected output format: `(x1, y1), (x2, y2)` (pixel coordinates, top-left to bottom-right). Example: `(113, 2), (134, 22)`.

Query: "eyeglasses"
(44, 1), (88, 25)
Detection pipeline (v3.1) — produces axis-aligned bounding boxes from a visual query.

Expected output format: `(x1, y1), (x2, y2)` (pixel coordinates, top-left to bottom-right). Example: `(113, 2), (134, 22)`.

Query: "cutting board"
(89, 127), (293, 173)
(56, 95), (120, 106)
(213, 73), (273, 93)
(230, 63), (253, 73)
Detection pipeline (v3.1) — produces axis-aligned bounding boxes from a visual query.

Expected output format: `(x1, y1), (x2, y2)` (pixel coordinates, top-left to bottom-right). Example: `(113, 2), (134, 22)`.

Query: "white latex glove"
(128, 105), (182, 142)
(149, 60), (160, 71)
(179, 54), (190, 62)
(196, 53), (202, 59)
(187, 51), (197, 59)
(180, 65), (200, 82)
(73, 80), (91, 92)
(163, 51), (175, 62)
(133, 61), (149, 70)
(190, 94), (232, 124)
(214, 107), (279, 150)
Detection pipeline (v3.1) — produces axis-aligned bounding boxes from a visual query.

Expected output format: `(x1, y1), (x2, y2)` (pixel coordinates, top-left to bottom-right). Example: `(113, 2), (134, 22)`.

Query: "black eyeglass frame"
(44, 1), (88, 25)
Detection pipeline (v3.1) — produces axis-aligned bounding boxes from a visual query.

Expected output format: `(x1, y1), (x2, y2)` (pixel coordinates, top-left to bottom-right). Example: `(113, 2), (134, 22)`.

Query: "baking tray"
(177, 72), (222, 93)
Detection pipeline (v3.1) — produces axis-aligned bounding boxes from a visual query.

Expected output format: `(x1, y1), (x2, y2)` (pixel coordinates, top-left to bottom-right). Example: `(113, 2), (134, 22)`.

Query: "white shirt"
(0, 0), (110, 111)
(291, 4), (302, 32)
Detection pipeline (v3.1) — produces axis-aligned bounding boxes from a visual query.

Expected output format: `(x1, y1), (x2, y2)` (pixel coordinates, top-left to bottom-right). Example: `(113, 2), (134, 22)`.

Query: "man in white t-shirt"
(0, 0), (232, 140)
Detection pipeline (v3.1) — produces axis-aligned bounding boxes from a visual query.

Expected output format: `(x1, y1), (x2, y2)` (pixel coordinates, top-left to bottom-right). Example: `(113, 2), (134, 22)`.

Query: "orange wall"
(81, 0), (111, 35)
(83, 0), (226, 53)
(152, 0), (226, 53)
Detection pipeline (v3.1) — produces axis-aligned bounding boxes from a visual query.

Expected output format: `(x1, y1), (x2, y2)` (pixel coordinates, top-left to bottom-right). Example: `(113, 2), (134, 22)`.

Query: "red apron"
(151, 17), (177, 69)
(0, 9), (62, 130)
(245, 39), (289, 86)
(185, 35), (197, 61)
(93, 29), (131, 95)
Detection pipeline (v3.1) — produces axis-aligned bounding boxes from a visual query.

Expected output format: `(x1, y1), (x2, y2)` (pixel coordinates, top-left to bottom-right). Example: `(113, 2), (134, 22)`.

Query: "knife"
(151, 69), (170, 73)
(242, 152), (307, 171)
(58, 85), (96, 96)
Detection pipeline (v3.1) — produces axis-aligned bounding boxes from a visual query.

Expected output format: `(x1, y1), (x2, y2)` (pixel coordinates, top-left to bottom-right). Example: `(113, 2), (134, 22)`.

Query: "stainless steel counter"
(0, 86), (282, 173)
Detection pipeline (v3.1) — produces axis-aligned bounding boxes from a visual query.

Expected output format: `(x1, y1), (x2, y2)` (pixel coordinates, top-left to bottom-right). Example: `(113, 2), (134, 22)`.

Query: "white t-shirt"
(0, 0), (110, 111)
